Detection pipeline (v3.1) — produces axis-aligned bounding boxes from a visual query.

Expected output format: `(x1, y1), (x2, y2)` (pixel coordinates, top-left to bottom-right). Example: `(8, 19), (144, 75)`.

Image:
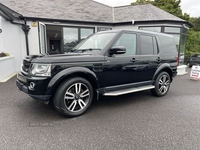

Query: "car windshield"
(72, 32), (117, 54)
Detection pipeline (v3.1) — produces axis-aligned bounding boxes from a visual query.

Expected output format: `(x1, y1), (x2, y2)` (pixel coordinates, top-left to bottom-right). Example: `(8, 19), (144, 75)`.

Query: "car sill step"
(103, 85), (155, 96)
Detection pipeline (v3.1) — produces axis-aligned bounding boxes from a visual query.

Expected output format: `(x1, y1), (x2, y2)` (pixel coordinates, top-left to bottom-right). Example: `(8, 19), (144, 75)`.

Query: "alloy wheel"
(158, 74), (170, 95)
(64, 83), (90, 112)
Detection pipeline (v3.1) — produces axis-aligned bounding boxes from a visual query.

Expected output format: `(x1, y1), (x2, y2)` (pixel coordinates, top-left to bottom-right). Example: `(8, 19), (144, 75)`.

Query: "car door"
(137, 34), (160, 86)
(103, 32), (140, 91)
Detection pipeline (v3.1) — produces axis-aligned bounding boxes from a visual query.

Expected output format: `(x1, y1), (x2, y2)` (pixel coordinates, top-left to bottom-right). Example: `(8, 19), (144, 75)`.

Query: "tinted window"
(159, 35), (177, 53)
(140, 35), (154, 55)
(114, 33), (136, 55)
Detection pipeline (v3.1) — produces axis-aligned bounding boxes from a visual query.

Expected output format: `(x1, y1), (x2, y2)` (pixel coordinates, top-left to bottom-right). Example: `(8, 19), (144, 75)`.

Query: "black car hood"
(27, 53), (104, 63)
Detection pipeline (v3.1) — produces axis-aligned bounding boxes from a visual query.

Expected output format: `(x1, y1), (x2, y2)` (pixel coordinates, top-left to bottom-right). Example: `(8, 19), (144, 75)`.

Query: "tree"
(131, 0), (152, 5)
(184, 29), (200, 62)
(190, 17), (200, 31)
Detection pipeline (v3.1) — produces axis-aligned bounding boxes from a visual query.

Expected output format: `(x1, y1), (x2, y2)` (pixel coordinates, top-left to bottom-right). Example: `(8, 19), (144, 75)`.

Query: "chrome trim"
(104, 85), (155, 96)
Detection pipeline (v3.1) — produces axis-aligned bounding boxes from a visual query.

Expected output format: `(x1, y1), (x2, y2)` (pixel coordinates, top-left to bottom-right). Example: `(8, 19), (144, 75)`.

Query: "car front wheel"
(53, 77), (93, 117)
(151, 72), (171, 97)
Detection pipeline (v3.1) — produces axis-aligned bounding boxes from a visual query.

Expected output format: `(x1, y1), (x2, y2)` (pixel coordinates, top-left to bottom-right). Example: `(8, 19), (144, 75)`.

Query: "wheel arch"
(45, 67), (99, 97)
(153, 64), (173, 84)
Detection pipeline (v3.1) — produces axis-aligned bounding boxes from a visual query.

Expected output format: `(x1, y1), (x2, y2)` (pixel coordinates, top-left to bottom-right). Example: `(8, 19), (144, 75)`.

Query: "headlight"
(31, 64), (51, 77)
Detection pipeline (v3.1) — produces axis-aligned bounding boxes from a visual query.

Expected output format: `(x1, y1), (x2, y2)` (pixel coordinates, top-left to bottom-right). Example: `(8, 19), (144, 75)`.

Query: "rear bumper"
(172, 71), (177, 78)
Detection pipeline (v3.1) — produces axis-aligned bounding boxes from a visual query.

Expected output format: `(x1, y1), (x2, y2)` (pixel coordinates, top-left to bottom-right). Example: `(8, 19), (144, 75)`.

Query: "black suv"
(16, 30), (178, 117)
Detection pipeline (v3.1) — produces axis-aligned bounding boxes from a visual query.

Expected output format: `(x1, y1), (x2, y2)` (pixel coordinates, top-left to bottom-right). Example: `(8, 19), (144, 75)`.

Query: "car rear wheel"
(150, 72), (171, 97)
(188, 63), (192, 68)
(53, 77), (93, 117)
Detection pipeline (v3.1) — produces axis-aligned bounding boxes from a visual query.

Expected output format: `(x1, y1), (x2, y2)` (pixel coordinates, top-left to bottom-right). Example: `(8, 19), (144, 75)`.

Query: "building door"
(38, 22), (47, 55)
(49, 40), (60, 54)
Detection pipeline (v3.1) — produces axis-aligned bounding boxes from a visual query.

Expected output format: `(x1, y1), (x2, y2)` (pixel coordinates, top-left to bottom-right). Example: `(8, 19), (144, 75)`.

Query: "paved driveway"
(0, 69), (200, 150)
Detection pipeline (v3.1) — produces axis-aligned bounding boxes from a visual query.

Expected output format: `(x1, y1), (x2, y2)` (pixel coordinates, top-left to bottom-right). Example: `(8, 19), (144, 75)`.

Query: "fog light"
(28, 82), (35, 90)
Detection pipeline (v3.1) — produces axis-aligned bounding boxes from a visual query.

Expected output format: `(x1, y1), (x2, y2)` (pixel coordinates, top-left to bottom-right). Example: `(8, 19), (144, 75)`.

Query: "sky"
(94, 0), (200, 17)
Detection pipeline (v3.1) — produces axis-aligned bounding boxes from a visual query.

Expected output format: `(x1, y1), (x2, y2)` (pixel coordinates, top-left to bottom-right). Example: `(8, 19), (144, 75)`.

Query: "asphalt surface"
(1, 68), (200, 150)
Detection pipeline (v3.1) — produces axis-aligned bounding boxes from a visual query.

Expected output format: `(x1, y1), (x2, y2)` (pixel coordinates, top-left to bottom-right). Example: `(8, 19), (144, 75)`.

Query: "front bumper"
(16, 72), (51, 102)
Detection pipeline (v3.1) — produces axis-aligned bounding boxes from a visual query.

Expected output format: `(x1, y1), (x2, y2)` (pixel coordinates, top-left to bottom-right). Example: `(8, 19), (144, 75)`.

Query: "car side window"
(140, 35), (155, 55)
(114, 33), (137, 55)
(153, 37), (159, 54)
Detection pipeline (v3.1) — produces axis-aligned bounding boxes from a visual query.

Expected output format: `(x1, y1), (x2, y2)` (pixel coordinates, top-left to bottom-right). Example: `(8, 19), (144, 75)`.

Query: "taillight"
(176, 56), (178, 66)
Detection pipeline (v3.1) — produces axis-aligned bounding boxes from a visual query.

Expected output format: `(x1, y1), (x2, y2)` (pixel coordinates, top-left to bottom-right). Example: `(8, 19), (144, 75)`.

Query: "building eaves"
(0, 3), (22, 21)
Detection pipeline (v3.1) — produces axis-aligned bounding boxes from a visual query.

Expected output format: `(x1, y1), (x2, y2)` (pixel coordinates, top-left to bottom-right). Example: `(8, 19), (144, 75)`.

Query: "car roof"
(97, 29), (173, 37)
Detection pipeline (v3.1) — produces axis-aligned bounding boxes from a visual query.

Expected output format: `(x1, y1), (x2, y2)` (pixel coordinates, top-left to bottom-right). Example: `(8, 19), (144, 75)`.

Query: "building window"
(63, 27), (78, 52)
(179, 34), (187, 65)
(63, 27), (94, 52)
(97, 27), (112, 32)
(164, 27), (180, 33)
(81, 28), (94, 40)
(170, 34), (180, 50)
(139, 27), (161, 32)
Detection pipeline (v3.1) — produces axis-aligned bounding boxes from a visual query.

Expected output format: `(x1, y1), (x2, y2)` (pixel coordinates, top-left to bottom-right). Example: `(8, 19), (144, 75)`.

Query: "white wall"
(1, 19), (42, 71)
(1, 17), (26, 71)
(0, 56), (15, 81)
(0, 17), (4, 53)
(27, 21), (40, 55)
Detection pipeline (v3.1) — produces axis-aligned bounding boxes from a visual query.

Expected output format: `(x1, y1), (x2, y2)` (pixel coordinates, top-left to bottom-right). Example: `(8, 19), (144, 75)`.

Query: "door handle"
(130, 58), (136, 63)
(156, 57), (162, 62)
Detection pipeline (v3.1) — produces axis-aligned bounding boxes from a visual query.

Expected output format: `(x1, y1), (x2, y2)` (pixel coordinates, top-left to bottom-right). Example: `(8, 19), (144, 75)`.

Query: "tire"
(188, 63), (192, 68)
(150, 72), (171, 97)
(53, 77), (93, 117)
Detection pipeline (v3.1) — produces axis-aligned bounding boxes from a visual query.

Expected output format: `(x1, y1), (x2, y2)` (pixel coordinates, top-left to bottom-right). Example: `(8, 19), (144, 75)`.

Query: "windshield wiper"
(71, 48), (101, 53)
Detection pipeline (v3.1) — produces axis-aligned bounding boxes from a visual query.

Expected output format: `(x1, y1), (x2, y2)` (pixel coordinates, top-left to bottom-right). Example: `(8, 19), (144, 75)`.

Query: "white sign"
(190, 65), (200, 80)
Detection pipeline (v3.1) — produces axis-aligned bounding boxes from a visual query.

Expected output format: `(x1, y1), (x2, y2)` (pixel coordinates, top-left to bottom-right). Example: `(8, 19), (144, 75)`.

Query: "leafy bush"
(0, 52), (10, 57)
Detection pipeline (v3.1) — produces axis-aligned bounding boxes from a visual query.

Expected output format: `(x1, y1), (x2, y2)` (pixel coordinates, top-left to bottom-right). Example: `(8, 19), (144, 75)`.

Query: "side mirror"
(109, 46), (126, 55)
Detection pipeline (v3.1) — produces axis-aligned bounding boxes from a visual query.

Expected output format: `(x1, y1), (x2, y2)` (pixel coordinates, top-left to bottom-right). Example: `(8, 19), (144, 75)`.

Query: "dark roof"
(114, 4), (184, 22)
(0, 0), (186, 23)
(0, 0), (113, 22)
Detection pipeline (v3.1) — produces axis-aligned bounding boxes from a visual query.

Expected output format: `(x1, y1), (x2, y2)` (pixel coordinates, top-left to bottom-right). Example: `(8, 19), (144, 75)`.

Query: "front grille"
(22, 60), (31, 74)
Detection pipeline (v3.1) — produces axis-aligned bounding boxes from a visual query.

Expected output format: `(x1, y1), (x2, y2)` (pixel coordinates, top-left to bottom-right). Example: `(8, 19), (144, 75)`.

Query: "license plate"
(17, 73), (27, 83)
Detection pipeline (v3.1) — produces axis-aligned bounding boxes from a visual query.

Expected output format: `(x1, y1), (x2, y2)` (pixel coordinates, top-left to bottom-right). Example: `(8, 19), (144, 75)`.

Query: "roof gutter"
(0, 3), (30, 55)
(113, 19), (193, 28)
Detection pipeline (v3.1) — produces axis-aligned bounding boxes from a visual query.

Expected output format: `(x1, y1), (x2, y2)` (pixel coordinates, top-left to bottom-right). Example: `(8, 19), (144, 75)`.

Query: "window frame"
(139, 34), (158, 55)
(62, 26), (95, 52)
(110, 31), (139, 56)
